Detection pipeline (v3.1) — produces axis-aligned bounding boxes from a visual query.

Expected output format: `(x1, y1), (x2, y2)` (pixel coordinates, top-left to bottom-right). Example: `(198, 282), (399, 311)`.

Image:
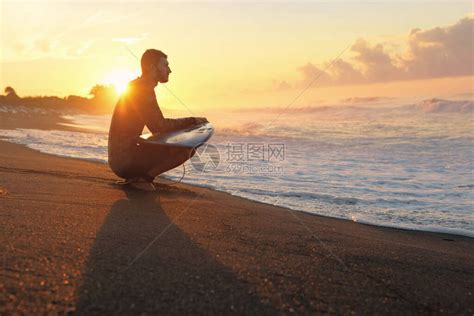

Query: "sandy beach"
(0, 112), (473, 314)
(2, 1), (473, 313)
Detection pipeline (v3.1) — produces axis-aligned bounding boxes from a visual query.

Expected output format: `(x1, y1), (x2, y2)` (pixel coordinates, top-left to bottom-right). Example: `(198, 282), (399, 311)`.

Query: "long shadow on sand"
(75, 185), (275, 314)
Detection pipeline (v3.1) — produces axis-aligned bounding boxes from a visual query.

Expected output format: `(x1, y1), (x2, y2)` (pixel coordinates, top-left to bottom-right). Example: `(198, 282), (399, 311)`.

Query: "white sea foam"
(0, 128), (108, 163)
(0, 104), (49, 115)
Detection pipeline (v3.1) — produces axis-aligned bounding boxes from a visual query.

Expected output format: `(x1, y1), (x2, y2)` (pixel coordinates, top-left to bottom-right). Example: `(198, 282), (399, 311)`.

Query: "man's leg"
(132, 142), (194, 182)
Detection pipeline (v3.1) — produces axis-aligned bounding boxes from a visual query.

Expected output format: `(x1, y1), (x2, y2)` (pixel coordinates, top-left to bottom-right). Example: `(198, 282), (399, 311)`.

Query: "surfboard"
(139, 122), (214, 149)
(111, 123), (214, 185)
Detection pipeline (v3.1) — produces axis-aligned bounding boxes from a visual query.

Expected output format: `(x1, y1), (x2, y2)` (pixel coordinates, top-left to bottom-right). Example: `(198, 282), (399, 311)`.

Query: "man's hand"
(194, 117), (208, 125)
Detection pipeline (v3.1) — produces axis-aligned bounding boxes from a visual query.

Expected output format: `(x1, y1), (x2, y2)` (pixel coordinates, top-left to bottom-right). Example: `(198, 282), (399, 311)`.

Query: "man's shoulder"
(120, 78), (156, 109)
(128, 77), (141, 89)
(128, 77), (154, 93)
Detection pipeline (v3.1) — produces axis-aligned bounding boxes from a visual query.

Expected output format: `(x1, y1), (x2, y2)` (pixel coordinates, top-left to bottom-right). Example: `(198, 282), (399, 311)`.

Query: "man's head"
(141, 49), (171, 84)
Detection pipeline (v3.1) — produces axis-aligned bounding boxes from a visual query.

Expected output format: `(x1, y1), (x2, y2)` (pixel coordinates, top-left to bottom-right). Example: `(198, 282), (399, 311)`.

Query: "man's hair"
(141, 49), (167, 74)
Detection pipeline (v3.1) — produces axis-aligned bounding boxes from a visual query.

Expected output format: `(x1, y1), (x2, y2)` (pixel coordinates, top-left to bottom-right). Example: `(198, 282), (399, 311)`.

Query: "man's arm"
(133, 86), (206, 133)
(164, 117), (208, 130)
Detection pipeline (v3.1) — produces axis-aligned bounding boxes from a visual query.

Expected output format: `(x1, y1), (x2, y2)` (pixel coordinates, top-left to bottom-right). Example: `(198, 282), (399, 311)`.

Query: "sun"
(102, 69), (137, 94)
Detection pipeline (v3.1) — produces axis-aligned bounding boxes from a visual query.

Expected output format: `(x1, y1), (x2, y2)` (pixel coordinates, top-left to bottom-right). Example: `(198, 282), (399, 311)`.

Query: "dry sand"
(0, 112), (473, 314)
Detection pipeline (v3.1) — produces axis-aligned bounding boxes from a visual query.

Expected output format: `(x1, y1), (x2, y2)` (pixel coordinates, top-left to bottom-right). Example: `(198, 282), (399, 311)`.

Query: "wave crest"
(417, 98), (474, 113)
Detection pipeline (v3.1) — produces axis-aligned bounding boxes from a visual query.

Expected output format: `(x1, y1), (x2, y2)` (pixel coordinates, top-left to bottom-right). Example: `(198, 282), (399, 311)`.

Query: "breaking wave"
(414, 98), (474, 113)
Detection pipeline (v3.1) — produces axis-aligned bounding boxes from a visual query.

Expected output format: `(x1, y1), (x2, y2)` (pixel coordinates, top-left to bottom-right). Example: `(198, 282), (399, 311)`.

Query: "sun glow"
(102, 69), (137, 94)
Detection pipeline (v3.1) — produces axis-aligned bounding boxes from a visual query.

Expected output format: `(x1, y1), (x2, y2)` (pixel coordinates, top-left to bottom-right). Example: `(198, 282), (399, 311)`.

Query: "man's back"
(108, 76), (196, 179)
(109, 77), (153, 144)
(108, 77), (152, 177)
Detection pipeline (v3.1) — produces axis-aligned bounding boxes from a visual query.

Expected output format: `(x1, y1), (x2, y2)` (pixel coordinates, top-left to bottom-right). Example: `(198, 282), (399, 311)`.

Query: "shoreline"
(1, 139), (473, 313)
(0, 109), (473, 239)
(1, 136), (472, 239)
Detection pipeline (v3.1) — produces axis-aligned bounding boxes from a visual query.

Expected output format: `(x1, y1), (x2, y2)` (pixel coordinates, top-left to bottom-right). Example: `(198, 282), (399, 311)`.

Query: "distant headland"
(0, 85), (119, 114)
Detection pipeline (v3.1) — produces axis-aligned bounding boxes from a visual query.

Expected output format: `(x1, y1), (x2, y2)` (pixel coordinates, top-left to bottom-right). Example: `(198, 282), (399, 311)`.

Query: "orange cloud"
(404, 16), (473, 79)
(275, 15), (473, 89)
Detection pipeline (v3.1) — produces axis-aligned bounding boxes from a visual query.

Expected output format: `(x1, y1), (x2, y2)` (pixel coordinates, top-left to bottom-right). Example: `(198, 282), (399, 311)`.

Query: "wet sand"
(0, 113), (473, 314)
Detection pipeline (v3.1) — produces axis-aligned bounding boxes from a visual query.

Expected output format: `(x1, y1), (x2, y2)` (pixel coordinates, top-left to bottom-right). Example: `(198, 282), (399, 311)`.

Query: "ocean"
(1, 97), (473, 237)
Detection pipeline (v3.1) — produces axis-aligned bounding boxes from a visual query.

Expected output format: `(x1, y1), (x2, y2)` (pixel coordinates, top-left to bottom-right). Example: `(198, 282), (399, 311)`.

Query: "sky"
(0, 1), (472, 110)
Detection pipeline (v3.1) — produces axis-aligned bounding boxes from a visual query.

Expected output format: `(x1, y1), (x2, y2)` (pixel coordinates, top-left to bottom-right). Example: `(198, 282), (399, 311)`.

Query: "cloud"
(340, 96), (387, 104)
(297, 62), (334, 86)
(404, 16), (473, 79)
(330, 58), (366, 84)
(112, 33), (149, 45)
(279, 15), (473, 89)
(272, 62), (332, 91)
(350, 39), (401, 82)
(272, 79), (292, 91)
